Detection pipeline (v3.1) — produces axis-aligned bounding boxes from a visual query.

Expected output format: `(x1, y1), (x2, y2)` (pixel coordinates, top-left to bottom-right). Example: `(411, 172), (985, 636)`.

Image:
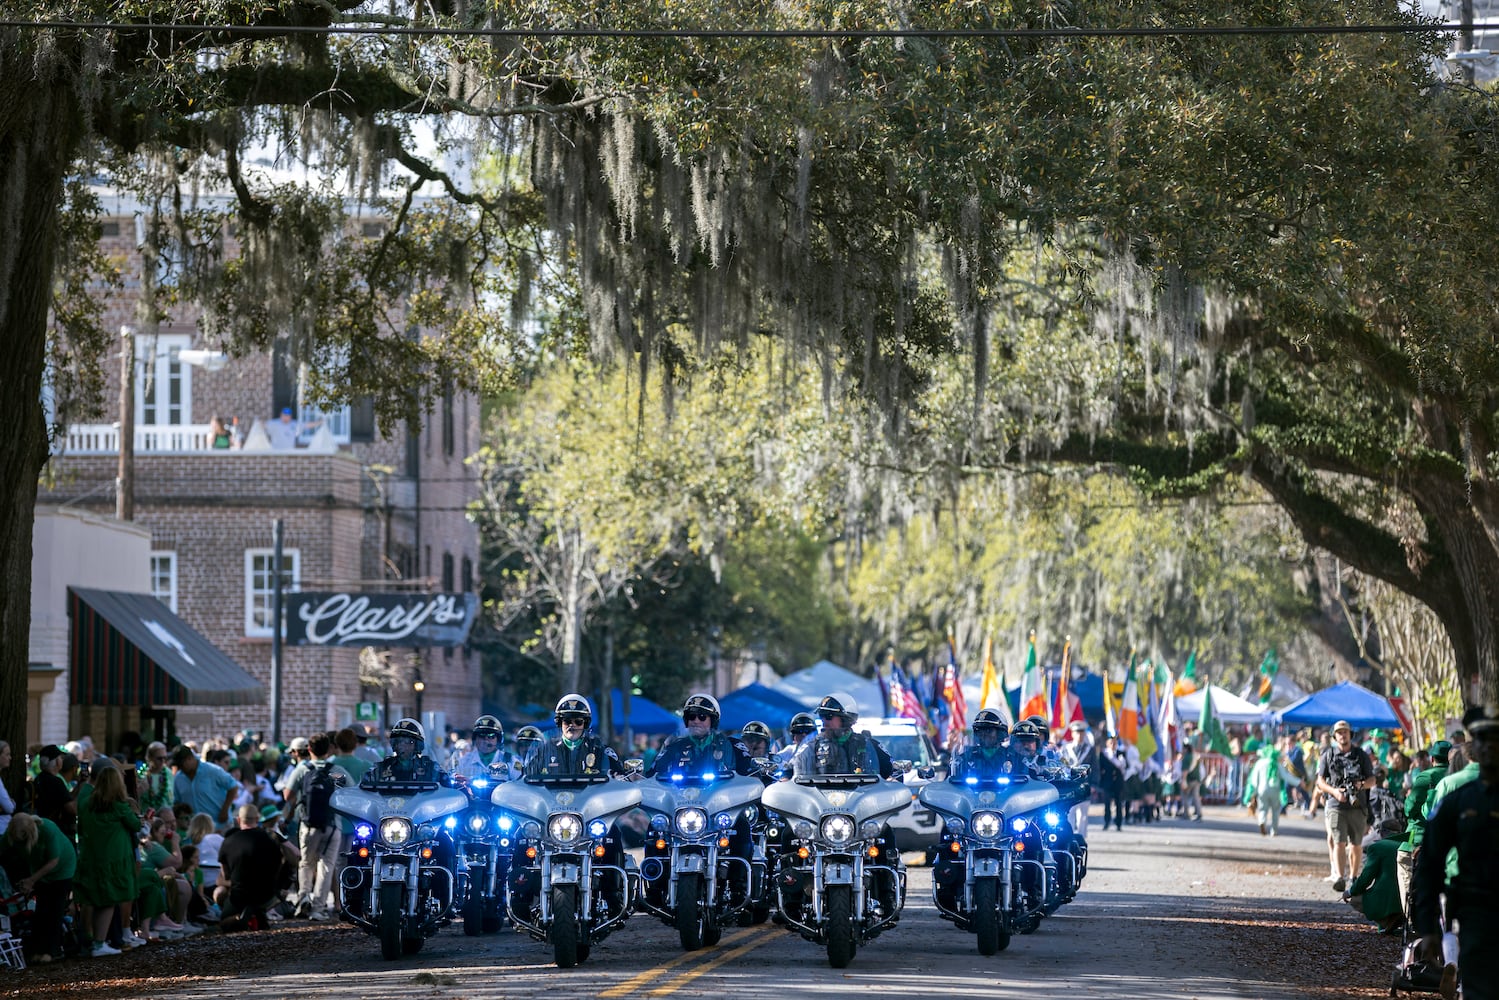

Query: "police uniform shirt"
(362, 753), (444, 788)
(792, 731), (881, 778)
(952, 745), (1017, 781)
(526, 734), (624, 779)
(450, 747), (518, 782)
(648, 733), (756, 778)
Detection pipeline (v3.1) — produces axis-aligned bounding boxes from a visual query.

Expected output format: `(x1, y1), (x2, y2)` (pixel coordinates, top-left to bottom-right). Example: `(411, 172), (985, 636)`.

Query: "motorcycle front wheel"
(378, 882), (404, 961)
(552, 885), (580, 968)
(972, 879), (1009, 955)
(825, 884), (857, 969)
(676, 871), (707, 950)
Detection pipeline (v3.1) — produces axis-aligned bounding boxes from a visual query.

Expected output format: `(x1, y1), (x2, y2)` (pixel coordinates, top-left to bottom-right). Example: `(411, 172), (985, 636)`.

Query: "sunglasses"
(559, 716), (588, 727)
(684, 712), (711, 722)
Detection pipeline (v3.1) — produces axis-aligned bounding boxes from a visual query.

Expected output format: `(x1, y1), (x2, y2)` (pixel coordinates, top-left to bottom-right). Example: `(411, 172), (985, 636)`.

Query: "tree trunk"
(0, 69), (84, 795)
(561, 527), (583, 694)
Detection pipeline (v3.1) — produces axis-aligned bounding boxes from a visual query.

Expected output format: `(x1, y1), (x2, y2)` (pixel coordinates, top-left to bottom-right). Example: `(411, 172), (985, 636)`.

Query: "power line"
(0, 18), (1495, 42)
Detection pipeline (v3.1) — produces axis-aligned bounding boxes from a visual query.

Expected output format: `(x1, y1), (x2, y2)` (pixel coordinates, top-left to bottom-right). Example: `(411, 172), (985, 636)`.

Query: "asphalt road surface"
(13, 803), (1400, 1000)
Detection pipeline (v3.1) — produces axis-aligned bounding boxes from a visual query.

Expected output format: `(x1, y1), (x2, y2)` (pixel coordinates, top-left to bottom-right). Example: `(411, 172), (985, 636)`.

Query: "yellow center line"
(598, 926), (762, 998)
(645, 928), (781, 996)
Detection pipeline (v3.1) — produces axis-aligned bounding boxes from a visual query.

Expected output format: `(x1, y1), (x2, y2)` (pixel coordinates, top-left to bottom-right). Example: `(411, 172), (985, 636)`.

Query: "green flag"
(1200, 685), (1232, 755)
(1152, 659), (1170, 688)
(1182, 651), (1197, 681)
(1256, 648), (1280, 708)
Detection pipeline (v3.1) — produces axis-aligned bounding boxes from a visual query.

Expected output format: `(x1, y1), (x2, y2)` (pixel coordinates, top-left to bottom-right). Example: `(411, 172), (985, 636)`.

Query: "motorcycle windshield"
(762, 778), (912, 828)
(492, 779), (643, 826)
(918, 778), (1059, 820)
(331, 785), (469, 826)
(639, 773), (763, 818)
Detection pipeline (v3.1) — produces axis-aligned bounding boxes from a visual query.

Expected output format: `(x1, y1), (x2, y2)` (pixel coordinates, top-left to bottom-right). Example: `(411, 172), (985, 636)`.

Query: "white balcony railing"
(58, 422), (342, 455)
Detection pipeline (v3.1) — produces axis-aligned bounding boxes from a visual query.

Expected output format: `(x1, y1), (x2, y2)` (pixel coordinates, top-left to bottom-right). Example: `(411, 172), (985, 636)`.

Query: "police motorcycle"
(333, 718), (470, 960)
(1032, 759), (1090, 910)
(450, 716), (520, 936)
(760, 693), (909, 968)
(493, 693), (643, 968)
(637, 764), (769, 948)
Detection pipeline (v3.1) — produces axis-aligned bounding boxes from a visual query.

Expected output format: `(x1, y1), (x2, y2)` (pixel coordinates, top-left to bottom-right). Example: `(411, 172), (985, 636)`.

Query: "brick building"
(33, 195), (482, 750)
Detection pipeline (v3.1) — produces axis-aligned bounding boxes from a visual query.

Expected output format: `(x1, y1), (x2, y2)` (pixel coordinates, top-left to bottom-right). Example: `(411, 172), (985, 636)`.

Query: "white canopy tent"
(1175, 684), (1270, 725)
(772, 660), (886, 719)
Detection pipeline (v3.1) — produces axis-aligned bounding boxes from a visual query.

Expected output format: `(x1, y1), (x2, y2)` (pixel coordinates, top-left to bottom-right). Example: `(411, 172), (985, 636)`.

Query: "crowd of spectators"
(0, 726), (386, 967)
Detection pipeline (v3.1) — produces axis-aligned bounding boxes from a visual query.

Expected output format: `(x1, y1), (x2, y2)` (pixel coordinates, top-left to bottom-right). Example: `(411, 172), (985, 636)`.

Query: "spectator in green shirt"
(1346, 816), (1407, 933)
(1, 812), (76, 962)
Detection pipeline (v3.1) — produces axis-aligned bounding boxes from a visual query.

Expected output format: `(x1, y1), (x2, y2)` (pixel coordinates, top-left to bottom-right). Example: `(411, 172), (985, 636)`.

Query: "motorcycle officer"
(739, 721), (774, 760)
(525, 694), (632, 779)
(513, 695), (633, 914)
(450, 715), (519, 784)
(644, 695), (758, 907)
(361, 718), (453, 788)
(513, 725), (545, 768)
(949, 709), (1018, 781)
(773, 713), (819, 772)
(1007, 720), (1049, 779)
(793, 694), (893, 779)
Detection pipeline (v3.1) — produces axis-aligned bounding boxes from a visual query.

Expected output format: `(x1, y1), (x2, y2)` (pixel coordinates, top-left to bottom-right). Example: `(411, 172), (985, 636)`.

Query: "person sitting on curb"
(1344, 816), (1407, 934)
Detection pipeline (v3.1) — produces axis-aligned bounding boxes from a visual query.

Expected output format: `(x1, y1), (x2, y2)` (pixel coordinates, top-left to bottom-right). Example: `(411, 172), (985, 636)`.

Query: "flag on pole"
(1256, 648), (1280, 708)
(1119, 654), (1141, 746)
(942, 636), (968, 749)
(1159, 669), (1182, 755)
(1199, 683), (1232, 754)
(890, 662), (932, 732)
(1050, 638), (1072, 734)
(1018, 633), (1049, 721)
(1103, 670), (1120, 737)
(1135, 661), (1158, 761)
(1182, 650), (1198, 681)
(979, 632), (1004, 715)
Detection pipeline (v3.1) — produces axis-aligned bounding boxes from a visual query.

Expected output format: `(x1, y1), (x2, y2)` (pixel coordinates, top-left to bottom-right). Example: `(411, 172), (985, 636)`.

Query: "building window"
(461, 555), (473, 593)
(136, 333), (192, 427)
(442, 552), (455, 592)
(245, 548), (300, 637)
(442, 382), (455, 458)
(150, 552), (178, 613)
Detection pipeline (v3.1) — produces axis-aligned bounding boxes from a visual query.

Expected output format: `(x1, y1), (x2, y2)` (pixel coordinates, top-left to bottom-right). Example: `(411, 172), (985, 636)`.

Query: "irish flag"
(1018, 632), (1049, 721)
(1118, 656), (1141, 746)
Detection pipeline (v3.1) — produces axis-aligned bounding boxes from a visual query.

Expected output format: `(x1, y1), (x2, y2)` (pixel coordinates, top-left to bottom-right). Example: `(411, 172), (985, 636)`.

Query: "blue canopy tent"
(1276, 681), (1401, 731)
(609, 688), (683, 735)
(718, 683), (812, 733)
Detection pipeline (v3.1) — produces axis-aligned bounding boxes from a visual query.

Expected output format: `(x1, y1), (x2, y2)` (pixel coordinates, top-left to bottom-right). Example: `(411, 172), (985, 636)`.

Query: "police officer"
(949, 709), (1017, 781)
(450, 714), (518, 784)
(773, 713), (818, 771)
(360, 718), (451, 787)
(648, 695), (758, 778)
(525, 694), (630, 779)
(513, 725), (545, 768)
(1414, 711), (1499, 1000)
(1007, 719), (1049, 779)
(792, 693), (893, 779)
(739, 721), (774, 760)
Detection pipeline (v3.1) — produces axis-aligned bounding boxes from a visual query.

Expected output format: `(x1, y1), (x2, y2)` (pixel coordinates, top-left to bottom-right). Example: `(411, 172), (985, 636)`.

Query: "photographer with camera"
(1316, 719), (1376, 893)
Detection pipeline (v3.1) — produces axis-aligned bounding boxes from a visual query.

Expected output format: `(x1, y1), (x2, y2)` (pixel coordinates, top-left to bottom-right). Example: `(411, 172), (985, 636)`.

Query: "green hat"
(259, 804), (281, 822)
(1428, 740), (1452, 764)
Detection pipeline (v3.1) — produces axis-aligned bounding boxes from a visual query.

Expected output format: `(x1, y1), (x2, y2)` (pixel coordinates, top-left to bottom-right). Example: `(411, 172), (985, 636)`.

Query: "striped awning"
(68, 587), (266, 707)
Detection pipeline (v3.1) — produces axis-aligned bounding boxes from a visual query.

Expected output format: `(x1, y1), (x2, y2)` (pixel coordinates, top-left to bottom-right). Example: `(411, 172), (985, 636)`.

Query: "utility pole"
(116, 327), (135, 521)
(1459, 0), (1476, 84)
(271, 518), (284, 744)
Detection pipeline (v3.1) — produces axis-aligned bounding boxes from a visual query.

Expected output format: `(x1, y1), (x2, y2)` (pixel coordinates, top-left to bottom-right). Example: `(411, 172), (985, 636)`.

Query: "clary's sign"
(286, 592), (478, 647)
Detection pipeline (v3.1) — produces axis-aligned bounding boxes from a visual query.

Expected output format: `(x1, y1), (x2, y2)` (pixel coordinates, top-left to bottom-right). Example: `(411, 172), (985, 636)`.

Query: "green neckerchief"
(833, 730), (853, 745)
(561, 736), (582, 751)
(478, 750), (499, 766)
(690, 733), (715, 752)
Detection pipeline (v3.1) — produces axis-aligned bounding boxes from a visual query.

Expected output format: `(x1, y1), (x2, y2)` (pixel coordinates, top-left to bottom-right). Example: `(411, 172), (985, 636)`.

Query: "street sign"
(356, 701), (379, 722)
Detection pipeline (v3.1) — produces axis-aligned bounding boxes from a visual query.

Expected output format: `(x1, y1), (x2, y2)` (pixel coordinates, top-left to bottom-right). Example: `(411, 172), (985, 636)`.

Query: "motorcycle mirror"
(623, 758), (644, 772)
(916, 765), (936, 780)
(891, 759), (914, 775)
(752, 756), (772, 768)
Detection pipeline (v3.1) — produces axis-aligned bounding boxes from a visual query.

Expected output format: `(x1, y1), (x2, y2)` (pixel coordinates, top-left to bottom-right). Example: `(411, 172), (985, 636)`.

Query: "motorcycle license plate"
(823, 862), (854, 884)
(551, 863), (581, 885)
(675, 853), (707, 873)
(970, 857), (1001, 877)
(381, 863), (408, 881)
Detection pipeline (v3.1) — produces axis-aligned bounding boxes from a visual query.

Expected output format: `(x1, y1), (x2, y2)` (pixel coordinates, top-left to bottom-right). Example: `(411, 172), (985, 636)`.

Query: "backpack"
(301, 761), (338, 830)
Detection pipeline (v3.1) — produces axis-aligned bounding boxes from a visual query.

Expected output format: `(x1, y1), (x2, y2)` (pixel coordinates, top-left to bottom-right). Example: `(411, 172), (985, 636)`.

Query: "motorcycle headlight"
(547, 813), (583, 844)
(1011, 817), (1029, 834)
(354, 823), (374, 841)
(972, 811), (1003, 839)
(820, 814), (855, 845)
(379, 817), (413, 847)
(944, 816), (966, 835)
(649, 813), (670, 832)
(522, 821), (542, 840)
(1043, 810), (1061, 828)
(861, 820), (882, 840)
(468, 814), (489, 834)
(497, 815), (514, 832)
(675, 808), (708, 836)
(716, 812), (734, 829)
(418, 823), (440, 841)
(588, 819), (608, 838)
(793, 820), (815, 840)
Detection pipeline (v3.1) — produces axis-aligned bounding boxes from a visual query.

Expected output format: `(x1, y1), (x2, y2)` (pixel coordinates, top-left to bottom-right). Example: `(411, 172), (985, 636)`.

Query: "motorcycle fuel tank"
(918, 778), (1059, 821)
(638, 773), (764, 819)
(762, 778), (913, 827)
(491, 779), (643, 825)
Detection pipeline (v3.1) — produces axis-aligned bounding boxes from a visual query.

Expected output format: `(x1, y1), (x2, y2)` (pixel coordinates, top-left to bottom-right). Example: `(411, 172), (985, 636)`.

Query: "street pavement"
(115, 803), (1391, 1000)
